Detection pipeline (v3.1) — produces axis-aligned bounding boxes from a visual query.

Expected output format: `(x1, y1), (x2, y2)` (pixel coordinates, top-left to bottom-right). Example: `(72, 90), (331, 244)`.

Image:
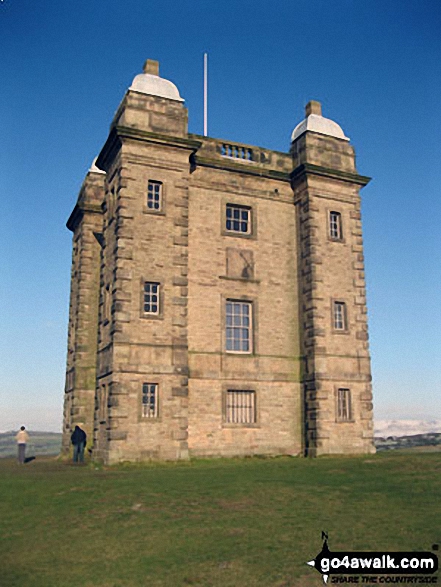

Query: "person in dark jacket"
(71, 425), (87, 463)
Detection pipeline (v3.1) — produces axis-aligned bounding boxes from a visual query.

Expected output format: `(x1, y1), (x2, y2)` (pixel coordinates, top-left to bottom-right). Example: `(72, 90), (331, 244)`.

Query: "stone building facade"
(62, 60), (375, 463)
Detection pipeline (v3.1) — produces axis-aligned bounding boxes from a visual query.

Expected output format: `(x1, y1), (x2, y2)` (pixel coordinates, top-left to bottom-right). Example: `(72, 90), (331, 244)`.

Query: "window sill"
(221, 230), (256, 240)
(140, 313), (164, 321)
(143, 209), (166, 216)
(222, 423), (260, 429)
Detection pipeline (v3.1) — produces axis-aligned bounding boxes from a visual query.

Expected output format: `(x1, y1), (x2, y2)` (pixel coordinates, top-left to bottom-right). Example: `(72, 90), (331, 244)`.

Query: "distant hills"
(375, 432), (441, 452)
(374, 420), (441, 452)
(374, 419), (441, 438)
(0, 431), (62, 458)
(1, 421), (441, 458)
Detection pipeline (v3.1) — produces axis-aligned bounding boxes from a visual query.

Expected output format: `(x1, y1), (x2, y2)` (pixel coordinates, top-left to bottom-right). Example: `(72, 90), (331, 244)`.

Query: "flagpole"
(203, 52), (208, 137)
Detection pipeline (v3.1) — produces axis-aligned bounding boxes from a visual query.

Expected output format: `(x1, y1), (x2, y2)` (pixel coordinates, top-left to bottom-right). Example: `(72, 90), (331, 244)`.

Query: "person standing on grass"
(15, 426), (30, 464)
(71, 425), (87, 463)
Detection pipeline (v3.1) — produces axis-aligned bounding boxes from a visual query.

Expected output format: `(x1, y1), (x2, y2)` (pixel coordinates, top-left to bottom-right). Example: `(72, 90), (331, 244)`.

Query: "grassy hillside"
(0, 453), (439, 587)
(0, 431), (61, 458)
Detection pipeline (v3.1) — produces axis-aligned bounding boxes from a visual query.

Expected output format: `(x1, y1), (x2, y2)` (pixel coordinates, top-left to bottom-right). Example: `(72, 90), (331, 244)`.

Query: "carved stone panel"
(226, 248), (254, 280)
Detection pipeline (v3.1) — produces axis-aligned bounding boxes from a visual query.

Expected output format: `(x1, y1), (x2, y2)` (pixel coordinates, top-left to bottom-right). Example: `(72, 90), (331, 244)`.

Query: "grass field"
(0, 452), (440, 587)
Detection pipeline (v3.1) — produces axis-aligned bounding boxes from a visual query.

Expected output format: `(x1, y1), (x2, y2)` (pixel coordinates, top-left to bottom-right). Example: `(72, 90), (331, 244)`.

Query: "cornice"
(96, 126), (202, 172)
(66, 203), (102, 233)
(193, 155), (291, 182)
(290, 163), (371, 187)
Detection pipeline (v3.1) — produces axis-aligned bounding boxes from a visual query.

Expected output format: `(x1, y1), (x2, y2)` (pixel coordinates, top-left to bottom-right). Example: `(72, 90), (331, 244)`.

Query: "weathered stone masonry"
(63, 62), (375, 462)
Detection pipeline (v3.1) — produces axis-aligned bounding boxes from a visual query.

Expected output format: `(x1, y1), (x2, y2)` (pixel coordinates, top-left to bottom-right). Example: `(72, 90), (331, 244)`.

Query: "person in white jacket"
(15, 426), (30, 464)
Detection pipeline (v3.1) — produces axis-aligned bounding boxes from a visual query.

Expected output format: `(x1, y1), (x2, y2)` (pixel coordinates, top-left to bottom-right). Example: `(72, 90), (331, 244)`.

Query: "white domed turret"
(291, 100), (349, 142)
(130, 59), (184, 102)
(89, 157), (105, 174)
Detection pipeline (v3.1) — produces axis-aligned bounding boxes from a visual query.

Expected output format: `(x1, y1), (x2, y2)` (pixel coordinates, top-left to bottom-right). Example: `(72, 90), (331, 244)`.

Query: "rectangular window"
(333, 301), (347, 330)
(142, 383), (158, 418)
(143, 282), (160, 314)
(103, 284), (110, 323)
(98, 384), (108, 423)
(147, 180), (162, 211)
(226, 204), (251, 234)
(337, 388), (351, 421)
(329, 211), (342, 240)
(226, 300), (252, 353)
(225, 390), (256, 424)
(107, 186), (117, 221)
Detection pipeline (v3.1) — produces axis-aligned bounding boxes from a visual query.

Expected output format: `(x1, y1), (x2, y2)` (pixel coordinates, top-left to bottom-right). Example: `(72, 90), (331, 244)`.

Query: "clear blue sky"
(1, 0), (440, 431)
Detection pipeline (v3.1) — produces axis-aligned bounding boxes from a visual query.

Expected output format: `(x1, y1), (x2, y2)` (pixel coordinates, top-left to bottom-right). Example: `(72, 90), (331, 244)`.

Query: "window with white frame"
(226, 300), (252, 352)
(333, 301), (347, 331)
(147, 180), (162, 211)
(225, 390), (256, 424)
(329, 211), (342, 240)
(337, 388), (351, 421)
(142, 383), (158, 418)
(226, 204), (251, 234)
(143, 282), (160, 315)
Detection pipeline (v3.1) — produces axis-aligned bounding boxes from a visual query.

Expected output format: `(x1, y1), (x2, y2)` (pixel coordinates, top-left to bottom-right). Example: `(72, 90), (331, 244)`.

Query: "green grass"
(0, 452), (440, 587)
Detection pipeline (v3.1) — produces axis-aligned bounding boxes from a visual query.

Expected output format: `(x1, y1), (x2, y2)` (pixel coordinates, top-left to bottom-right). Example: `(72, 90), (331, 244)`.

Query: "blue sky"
(1, 0), (440, 431)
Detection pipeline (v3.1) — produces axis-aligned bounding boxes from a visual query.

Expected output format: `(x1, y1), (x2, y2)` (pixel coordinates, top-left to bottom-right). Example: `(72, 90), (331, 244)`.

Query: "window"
(226, 204), (251, 234)
(142, 383), (158, 418)
(98, 384), (108, 423)
(329, 211), (342, 240)
(103, 284), (110, 323)
(333, 301), (347, 331)
(337, 388), (351, 421)
(147, 180), (162, 211)
(225, 390), (256, 424)
(143, 282), (160, 314)
(108, 186), (116, 221)
(226, 300), (252, 352)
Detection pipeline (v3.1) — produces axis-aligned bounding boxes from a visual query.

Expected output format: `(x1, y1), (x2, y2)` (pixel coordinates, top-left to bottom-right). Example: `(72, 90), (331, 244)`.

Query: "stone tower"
(63, 163), (105, 452)
(291, 100), (374, 455)
(62, 62), (374, 462)
(92, 60), (197, 463)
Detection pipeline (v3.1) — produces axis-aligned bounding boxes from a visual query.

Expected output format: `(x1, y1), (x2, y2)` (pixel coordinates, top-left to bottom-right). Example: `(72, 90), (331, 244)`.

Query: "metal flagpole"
(203, 52), (208, 137)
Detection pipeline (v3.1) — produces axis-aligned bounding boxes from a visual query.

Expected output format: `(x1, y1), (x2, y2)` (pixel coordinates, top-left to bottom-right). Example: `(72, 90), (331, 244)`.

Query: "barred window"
(147, 180), (162, 211)
(226, 300), (252, 353)
(226, 204), (251, 234)
(225, 390), (256, 424)
(329, 211), (342, 240)
(333, 301), (347, 331)
(337, 388), (351, 421)
(143, 282), (160, 314)
(142, 383), (158, 418)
